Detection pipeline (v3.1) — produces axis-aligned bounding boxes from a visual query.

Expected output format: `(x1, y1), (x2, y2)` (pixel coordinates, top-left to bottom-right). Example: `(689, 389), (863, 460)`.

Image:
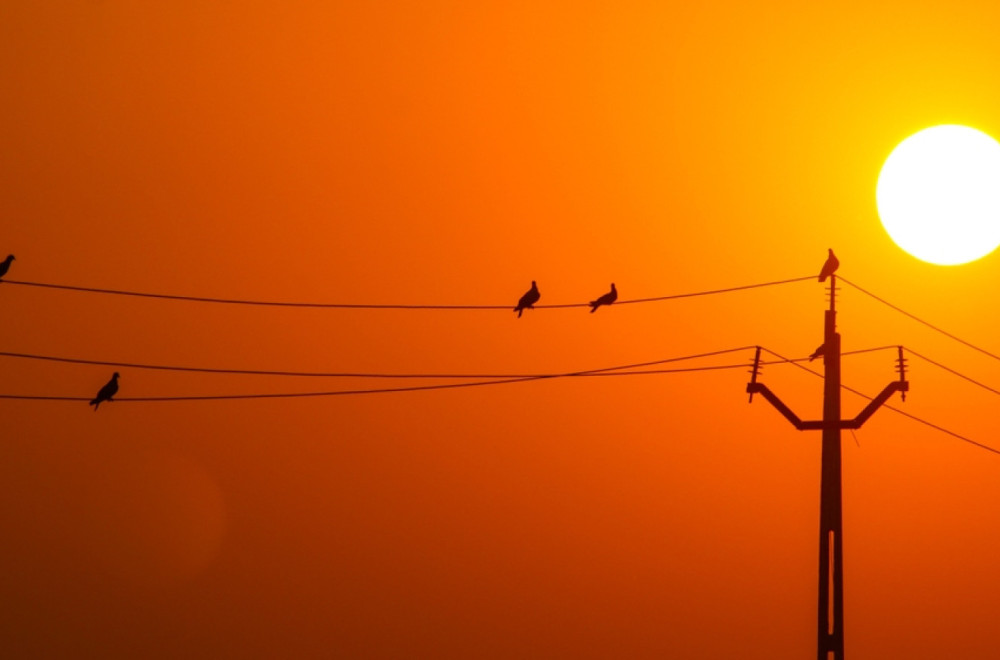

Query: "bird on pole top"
(818, 249), (839, 282)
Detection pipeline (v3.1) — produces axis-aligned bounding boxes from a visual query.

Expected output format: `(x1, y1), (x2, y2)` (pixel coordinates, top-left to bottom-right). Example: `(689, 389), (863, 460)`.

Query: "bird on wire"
(809, 344), (825, 362)
(818, 249), (839, 282)
(589, 283), (617, 313)
(514, 281), (540, 318)
(0, 254), (14, 280)
(90, 372), (119, 411)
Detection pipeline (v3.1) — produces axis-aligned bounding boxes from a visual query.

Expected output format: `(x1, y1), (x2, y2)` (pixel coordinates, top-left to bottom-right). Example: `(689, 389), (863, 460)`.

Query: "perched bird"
(514, 281), (540, 318)
(809, 344), (825, 362)
(0, 254), (14, 280)
(90, 372), (120, 411)
(589, 283), (618, 313)
(818, 249), (839, 282)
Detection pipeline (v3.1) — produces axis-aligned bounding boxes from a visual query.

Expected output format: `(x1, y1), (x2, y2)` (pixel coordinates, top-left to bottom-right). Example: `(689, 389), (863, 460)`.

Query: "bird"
(818, 249), (839, 282)
(589, 283), (617, 313)
(809, 344), (825, 362)
(0, 254), (14, 280)
(90, 372), (120, 411)
(514, 281), (540, 318)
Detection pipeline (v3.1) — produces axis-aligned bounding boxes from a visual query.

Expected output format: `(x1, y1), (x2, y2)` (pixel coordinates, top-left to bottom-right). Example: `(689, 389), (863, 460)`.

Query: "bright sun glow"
(877, 125), (1000, 265)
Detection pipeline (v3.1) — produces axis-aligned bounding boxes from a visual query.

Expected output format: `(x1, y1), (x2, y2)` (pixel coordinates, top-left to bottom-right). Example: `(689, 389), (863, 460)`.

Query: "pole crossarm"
(746, 380), (909, 431)
(844, 381), (908, 429)
(745, 382), (813, 430)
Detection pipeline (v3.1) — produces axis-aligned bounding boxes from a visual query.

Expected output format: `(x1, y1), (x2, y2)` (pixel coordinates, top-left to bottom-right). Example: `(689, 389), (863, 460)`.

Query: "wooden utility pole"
(746, 274), (908, 660)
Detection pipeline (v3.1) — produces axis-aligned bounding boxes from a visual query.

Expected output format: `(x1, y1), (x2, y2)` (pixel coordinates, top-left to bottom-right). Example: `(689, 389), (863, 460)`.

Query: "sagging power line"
(905, 348), (1000, 397)
(2, 343), (990, 460)
(0, 348), (759, 403)
(841, 277), (1000, 363)
(1, 275), (815, 310)
(0, 345), (896, 379)
(3, 255), (998, 458)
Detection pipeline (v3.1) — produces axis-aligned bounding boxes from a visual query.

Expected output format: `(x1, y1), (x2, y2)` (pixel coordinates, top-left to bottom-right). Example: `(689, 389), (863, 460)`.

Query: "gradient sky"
(4, 2), (1000, 658)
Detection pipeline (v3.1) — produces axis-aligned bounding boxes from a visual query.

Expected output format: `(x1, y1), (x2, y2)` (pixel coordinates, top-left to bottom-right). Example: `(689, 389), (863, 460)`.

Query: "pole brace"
(748, 346), (762, 403)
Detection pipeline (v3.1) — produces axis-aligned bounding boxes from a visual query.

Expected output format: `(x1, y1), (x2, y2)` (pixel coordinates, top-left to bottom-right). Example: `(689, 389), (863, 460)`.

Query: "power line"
(841, 278), (1000, 363)
(0, 345), (891, 379)
(0, 348), (759, 402)
(0, 346), (753, 378)
(8, 343), (995, 456)
(1, 275), (814, 310)
(763, 345), (898, 365)
(839, 345), (900, 358)
(873, 403), (1000, 456)
(0, 365), (755, 402)
(905, 348), (1000, 397)
(605, 276), (815, 306)
(761, 347), (1000, 456)
(0, 345), (912, 402)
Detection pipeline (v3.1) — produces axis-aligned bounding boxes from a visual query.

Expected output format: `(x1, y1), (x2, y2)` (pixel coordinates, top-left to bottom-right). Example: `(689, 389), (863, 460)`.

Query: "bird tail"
(90, 399), (100, 410)
(589, 303), (598, 313)
(516, 307), (523, 318)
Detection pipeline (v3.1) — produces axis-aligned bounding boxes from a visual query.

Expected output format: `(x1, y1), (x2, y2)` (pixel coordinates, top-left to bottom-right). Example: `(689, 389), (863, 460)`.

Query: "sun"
(876, 125), (1000, 265)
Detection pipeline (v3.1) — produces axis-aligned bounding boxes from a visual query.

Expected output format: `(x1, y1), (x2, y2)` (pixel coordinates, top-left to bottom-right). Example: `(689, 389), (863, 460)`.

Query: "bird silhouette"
(818, 249), (839, 282)
(809, 344), (825, 362)
(589, 283), (617, 313)
(90, 372), (119, 411)
(514, 281), (540, 318)
(0, 254), (14, 280)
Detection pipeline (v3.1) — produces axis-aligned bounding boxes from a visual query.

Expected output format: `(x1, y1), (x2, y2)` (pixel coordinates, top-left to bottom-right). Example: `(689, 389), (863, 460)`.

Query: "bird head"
(4, 255), (12, 262)
(112, 372), (120, 379)
(610, 282), (616, 290)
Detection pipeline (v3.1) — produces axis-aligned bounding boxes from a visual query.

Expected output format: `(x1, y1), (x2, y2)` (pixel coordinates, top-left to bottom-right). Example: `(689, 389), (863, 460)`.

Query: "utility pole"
(746, 274), (908, 660)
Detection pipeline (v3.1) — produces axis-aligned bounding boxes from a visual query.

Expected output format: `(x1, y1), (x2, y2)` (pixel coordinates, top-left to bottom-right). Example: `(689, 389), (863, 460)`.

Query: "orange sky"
(4, 2), (1000, 658)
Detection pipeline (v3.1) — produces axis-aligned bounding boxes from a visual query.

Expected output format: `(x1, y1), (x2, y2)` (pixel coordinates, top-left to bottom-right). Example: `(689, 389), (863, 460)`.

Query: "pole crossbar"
(746, 381), (908, 430)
